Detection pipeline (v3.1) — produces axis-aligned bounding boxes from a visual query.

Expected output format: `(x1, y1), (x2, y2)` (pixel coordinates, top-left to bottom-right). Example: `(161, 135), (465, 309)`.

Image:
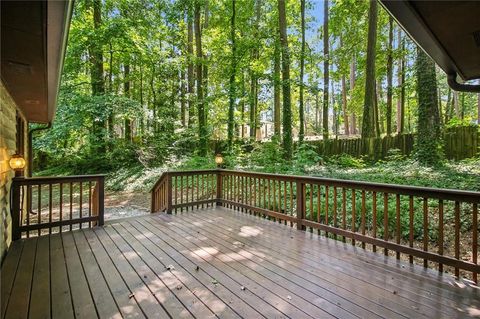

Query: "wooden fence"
(151, 169), (480, 283)
(305, 126), (479, 160)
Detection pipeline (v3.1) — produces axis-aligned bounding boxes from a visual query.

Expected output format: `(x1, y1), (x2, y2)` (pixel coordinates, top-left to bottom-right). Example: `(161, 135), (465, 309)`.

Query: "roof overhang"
(1, 0), (73, 124)
(379, 0), (480, 92)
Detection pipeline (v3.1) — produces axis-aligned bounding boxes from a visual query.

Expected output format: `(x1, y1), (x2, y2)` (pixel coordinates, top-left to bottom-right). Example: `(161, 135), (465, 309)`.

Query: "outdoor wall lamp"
(9, 153), (26, 172)
(215, 154), (224, 167)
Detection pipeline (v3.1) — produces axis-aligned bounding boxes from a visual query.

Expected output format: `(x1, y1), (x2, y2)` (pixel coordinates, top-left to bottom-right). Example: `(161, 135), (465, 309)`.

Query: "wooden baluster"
(79, 182), (83, 229)
(438, 200), (444, 272)
(263, 179), (266, 212)
(383, 193), (388, 256)
(423, 198), (428, 268)
(325, 186), (329, 237)
(361, 190), (366, 249)
(273, 180), (277, 213)
(289, 181), (293, 227)
(196, 174), (199, 208)
(69, 183), (73, 231)
(88, 182), (92, 228)
(25, 185), (30, 238)
(38, 184), (42, 236)
(473, 203), (478, 283)
(333, 187), (338, 239)
(175, 176), (178, 213)
(267, 178), (271, 213)
(396, 194), (401, 259)
(44, 183), (50, 234)
(372, 192), (377, 252)
(454, 201), (460, 278)
(409, 196), (414, 263)
(317, 185), (321, 235)
(283, 181), (287, 223)
(309, 184), (313, 223)
(351, 189), (355, 245)
(342, 188), (346, 243)
(186, 176), (189, 211)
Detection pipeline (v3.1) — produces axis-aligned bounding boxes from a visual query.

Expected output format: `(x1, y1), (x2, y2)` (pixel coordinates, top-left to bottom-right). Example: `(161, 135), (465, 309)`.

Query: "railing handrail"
(13, 174), (106, 185)
(152, 169), (480, 203)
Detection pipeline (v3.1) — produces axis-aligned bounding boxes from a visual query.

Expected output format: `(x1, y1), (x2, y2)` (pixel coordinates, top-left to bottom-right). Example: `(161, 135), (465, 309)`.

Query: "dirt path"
(104, 190), (150, 220)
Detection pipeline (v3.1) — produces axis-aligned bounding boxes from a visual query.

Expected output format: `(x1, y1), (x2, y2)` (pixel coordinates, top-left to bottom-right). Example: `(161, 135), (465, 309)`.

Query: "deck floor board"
(2, 207), (478, 319)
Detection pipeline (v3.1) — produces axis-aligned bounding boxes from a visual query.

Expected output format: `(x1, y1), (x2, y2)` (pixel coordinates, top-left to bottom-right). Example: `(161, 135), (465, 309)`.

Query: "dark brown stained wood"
(395, 194), (401, 259)
(4, 238), (37, 319)
(102, 225), (195, 318)
(28, 236), (50, 319)
(49, 234), (75, 319)
(62, 232), (98, 318)
(1, 240), (24, 317)
(181, 210), (442, 319)
(129, 221), (262, 319)
(111, 223), (220, 319)
(473, 203), (478, 283)
(119, 222), (243, 319)
(373, 191), (377, 252)
(71, 231), (121, 318)
(196, 209), (479, 311)
(134, 221), (288, 319)
(2, 208), (479, 319)
(423, 198), (429, 268)
(136, 218), (321, 319)
(93, 228), (169, 318)
(81, 230), (145, 319)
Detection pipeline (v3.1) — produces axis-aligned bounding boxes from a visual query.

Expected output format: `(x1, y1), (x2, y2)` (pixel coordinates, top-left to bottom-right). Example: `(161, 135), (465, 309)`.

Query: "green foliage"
(293, 143), (322, 171)
(327, 154), (366, 168)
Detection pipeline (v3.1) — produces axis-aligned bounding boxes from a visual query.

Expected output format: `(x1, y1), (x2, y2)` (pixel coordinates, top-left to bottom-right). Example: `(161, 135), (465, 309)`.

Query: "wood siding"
(1, 80), (28, 262)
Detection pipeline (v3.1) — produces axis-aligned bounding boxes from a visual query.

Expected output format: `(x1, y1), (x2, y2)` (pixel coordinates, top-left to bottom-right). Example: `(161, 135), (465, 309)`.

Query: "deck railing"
(151, 169), (480, 283)
(11, 175), (105, 240)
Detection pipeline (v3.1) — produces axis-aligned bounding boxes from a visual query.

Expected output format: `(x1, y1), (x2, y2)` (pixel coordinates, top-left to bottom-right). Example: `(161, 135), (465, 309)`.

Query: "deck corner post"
(97, 176), (105, 226)
(167, 173), (173, 214)
(216, 170), (223, 206)
(11, 178), (22, 240)
(296, 180), (306, 231)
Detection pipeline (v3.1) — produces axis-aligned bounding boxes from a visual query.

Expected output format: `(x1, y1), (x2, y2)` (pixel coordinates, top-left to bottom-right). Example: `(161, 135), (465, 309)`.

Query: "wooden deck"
(2, 207), (479, 319)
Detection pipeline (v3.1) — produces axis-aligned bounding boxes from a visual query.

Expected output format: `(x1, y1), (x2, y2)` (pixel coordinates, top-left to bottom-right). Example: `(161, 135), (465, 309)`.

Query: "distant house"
(0, 0), (72, 261)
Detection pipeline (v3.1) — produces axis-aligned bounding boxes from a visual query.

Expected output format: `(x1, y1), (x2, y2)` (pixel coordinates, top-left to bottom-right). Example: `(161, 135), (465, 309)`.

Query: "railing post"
(296, 180), (305, 231)
(97, 176), (105, 226)
(11, 178), (22, 240)
(166, 173), (173, 214)
(216, 170), (223, 206)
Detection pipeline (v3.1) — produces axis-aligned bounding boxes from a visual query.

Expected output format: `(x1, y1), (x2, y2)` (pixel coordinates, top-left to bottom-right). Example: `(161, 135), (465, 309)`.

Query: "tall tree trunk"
(374, 79), (381, 136)
(397, 28), (405, 133)
(187, 11), (195, 127)
(322, 0), (329, 140)
(202, 1), (209, 132)
(273, 32), (281, 137)
(298, 0), (306, 143)
(415, 47), (442, 165)
(107, 42), (114, 141)
(249, 70), (256, 139)
(315, 90), (320, 132)
(278, 0), (293, 159)
(90, 0), (106, 152)
(194, 1), (207, 156)
(349, 58), (356, 134)
(445, 87), (452, 123)
(240, 70), (246, 138)
(227, 0), (237, 150)
(341, 74), (349, 135)
(386, 16), (393, 135)
(453, 91), (460, 118)
(180, 70), (186, 126)
(124, 64), (132, 142)
(361, 0), (377, 138)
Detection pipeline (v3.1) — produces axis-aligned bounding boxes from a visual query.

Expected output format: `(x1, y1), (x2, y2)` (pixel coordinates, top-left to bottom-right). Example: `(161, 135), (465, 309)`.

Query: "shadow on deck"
(2, 207), (479, 319)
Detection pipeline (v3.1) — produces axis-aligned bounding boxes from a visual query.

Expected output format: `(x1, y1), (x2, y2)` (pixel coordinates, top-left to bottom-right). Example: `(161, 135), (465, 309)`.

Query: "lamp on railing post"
(9, 153), (26, 240)
(215, 154), (224, 168)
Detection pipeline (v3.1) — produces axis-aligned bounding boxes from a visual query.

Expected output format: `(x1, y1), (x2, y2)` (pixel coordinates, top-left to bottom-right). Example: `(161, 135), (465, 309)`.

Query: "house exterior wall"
(0, 80), (28, 262)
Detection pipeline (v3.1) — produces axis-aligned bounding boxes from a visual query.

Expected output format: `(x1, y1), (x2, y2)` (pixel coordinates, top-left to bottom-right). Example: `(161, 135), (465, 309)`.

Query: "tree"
(187, 8), (195, 127)
(273, 31), (281, 137)
(278, 0), (293, 159)
(124, 63), (132, 141)
(194, 0), (207, 156)
(227, 0), (237, 150)
(298, 0), (306, 143)
(415, 47), (442, 165)
(397, 28), (405, 133)
(361, 0), (377, 138)
(322, 0), (329, 140)
(386, 16), (393, 135)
